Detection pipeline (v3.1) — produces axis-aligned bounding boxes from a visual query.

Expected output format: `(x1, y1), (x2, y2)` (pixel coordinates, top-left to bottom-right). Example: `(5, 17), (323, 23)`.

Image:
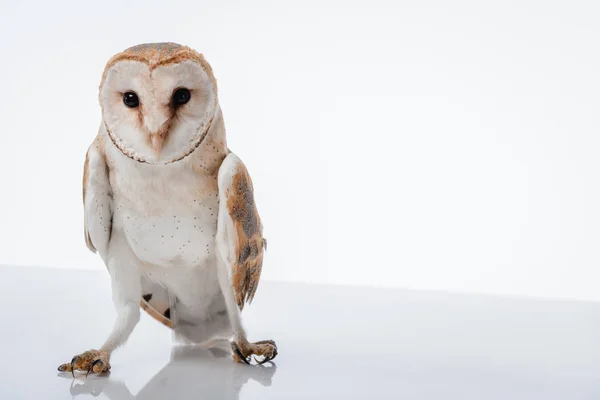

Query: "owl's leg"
(58, 231), (142, 375)
(215, 251), (277, 365)
(215, 153), (278, 365)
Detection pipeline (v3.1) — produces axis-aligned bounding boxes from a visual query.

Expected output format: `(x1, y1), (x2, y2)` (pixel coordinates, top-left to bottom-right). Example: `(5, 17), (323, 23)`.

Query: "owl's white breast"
(105, 134), (221, 270)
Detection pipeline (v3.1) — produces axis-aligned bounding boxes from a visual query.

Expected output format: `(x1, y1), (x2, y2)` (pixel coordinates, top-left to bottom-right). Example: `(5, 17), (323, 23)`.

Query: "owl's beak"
(146, 112), (171, 154)
(150, 133), (167, 154)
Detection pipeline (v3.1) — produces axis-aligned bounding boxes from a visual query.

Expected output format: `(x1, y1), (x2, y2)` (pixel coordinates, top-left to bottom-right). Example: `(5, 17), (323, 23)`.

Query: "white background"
(0, 0), (598, 302)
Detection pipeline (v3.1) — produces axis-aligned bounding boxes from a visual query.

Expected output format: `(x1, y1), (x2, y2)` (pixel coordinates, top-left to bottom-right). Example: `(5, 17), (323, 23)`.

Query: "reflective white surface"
(0, 265), (599, 399)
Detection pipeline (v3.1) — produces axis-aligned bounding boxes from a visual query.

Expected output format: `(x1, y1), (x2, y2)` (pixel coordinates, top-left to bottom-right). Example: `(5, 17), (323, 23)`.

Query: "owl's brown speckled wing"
(218, 153), (267, 310)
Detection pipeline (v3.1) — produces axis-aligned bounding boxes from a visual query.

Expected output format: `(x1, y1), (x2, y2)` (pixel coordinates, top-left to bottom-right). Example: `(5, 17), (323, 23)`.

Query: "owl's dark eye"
(123, 92), (139, 108)
(172, 88), (191, 106)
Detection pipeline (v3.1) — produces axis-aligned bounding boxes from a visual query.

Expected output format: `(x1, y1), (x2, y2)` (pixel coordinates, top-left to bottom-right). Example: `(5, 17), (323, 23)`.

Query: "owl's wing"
(82, 135), (113, 256)
(217, 153), (267, 310)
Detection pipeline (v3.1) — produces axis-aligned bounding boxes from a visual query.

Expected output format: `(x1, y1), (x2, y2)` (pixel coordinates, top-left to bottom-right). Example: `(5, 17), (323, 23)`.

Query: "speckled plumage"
(58, 43), (277, 375)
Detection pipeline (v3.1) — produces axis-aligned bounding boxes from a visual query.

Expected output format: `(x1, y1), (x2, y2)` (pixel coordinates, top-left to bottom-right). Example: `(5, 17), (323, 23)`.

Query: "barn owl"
(57, 43), (277, 375)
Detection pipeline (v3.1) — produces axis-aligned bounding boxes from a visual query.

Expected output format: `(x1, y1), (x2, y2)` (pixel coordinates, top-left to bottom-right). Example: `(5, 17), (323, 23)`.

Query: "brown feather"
(227, 164), (266, 309)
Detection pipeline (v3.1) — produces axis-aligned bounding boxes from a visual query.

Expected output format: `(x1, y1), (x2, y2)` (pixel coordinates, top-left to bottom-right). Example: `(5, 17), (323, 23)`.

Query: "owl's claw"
(232, 342), (251, 364)
(254, 355), (274, 365)
(70, 356), (79, 378)
(87, 359), (104, 377)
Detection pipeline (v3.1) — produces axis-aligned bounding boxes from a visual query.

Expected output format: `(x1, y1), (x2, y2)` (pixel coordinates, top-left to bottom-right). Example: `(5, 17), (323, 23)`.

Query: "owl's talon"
(70, 356), (79, 377)
(87, 359), (103, 377)
(254, 355), (274, 365)
(232, 342), (251, 364)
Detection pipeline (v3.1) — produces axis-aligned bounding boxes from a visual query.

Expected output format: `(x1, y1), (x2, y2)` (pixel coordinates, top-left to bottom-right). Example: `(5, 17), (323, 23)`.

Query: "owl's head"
(99, 43), (219, 164)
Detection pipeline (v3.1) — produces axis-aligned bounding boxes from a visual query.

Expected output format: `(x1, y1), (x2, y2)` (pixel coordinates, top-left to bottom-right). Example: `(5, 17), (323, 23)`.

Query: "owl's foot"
(231, 339), (278, 365)
(57, 349), (111, 376)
